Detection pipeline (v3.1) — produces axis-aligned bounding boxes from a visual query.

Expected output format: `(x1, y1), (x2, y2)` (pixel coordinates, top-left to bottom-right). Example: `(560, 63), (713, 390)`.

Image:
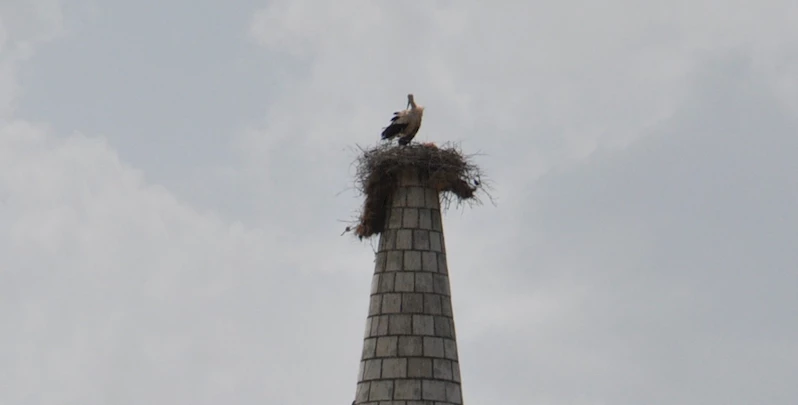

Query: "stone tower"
(353, 168), (464, 405)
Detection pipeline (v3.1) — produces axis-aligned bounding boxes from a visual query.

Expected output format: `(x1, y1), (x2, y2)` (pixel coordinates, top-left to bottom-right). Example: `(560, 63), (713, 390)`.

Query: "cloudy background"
(2, 1), (797, 404)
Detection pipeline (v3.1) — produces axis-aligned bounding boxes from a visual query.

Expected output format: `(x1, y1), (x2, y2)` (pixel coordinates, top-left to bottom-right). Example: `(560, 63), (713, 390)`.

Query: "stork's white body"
(381, 94), (424, 146)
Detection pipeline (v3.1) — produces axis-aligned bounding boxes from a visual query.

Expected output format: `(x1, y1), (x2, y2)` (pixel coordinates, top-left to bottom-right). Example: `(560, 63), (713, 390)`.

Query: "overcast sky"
(2, 1), (797, 404)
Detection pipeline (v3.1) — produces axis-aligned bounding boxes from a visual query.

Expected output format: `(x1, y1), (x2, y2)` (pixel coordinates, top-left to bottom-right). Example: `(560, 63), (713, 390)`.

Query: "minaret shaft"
(354, 168), (464, 405)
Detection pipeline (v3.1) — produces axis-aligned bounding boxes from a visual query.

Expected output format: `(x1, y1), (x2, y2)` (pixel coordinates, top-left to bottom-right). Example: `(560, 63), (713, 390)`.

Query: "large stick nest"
(347, 141), (490, 240)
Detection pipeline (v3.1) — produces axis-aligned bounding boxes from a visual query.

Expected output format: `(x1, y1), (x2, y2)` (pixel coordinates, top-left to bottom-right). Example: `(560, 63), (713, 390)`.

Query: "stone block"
(394, 273), (415, 292)
(432, 275), (449, 296)
(369, 380), (394, 401)
(452, 362), (461, 382)
(402, 208), (419, 228)
(418, 209), (432, 230)
(388, 314), (412, 335)
(437, 254), (448, 275)
(433, 316), (452, 338)
(396, 230), (413, 250)
(412, 314), (434, 335)
(381, 358), (407, 379)
(407, 357), (433, 378)
(402, 293), (424, 313)
(431, 211), (442, 231)
(369, 295), (382, 315)
(363, 359), (382, 380)
(362, 337), (376, 359)
(406, 187), (426, 207)
(379, 401), (410, 405)
(364, 317), (373, 338)
(398, 336), (422, 356)
(392, 187), (408, 207)
(374, 252), (387, 273)
(440, 297), (453, 317)
(375, 336), (398, 357)
(423, 294), (442, 315)
(424, 188), (439, 209)
(421, 380), (447, 401)
(381, 293), (401, 314)
(378, 273), (396, 293)
(443, 339), (458, 360)
(414, 272), (434, 293)
(371, 274), (380, 295)
(386, 251), (403, 272)
(428, 232), (442, 252)
(371, 315), (388, 336)
(432, 359), (453, 380)
(388, 208), (404, 229)
(423, 337), (444, 358)
(413, 230), (430, 250)
(355, 382), (371, 403)
(357, 360), (365, 380)
(421, 252), (437, 272)
(403, 251), (421, 271)
(380, 230), (396, 251)
(393, 380), (422, 400)
(445, 382), (462, 404)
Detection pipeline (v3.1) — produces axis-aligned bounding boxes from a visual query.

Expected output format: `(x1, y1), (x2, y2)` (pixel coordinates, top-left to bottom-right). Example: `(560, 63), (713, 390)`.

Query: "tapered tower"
(348, 143), (484, 405)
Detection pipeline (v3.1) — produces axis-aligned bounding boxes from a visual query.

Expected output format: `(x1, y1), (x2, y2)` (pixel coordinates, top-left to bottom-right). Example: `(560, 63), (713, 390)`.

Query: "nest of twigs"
(347, 141), (489, 240)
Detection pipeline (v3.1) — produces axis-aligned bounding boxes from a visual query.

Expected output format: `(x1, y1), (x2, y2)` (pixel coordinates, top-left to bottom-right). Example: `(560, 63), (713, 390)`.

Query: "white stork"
(381, 93), (424, 146)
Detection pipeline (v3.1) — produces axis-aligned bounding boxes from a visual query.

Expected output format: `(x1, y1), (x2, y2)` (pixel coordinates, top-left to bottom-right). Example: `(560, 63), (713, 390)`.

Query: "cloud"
(460, 54), (798, 405)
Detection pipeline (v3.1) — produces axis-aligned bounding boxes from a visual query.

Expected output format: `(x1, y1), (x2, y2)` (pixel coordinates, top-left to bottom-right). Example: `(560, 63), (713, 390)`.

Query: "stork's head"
(407, 93), (416, 109)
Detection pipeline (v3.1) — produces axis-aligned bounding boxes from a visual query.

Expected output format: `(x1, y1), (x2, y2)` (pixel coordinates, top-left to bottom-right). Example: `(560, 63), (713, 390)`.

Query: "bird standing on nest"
(380, 93), (425, 146)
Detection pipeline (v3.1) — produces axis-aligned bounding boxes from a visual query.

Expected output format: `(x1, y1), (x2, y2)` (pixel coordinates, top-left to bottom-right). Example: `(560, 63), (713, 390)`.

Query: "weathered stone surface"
(413, 230), (430, 250)
(396, 230), (413, 250)
(381, 293), (401, 314)
(404, 251), (422, 271)
(423, 337), (444, 358)
(433, 359), (453, 380)
(414, 273), (434, 293)
(394, 273), (415, 292)
(394, 380), (422, 400)
(375, 336), (398, 357)
(407, 187), (426, 207)
(354, 170), (463, 405)
(421, 380), (447, 401)
(388, 314), (412, 335)
(445, 382), (462, 404)
(421, 252), (437, 272)
(418, 208), (432, 230)
(362, 338), (376, 358)
(386, 251), (403, 272)
(378, 273), (396, 293)
(437, 254), (448, 275)
(369, 295), (382, 315)
(412, 314), (434, 336)
(363, 359), (382, 380)
(443, 339), (458, 360)
(428, 232), (442, 252)
(356, 382), (371, 402)
(381, 358), (407, 378)
(432, 275), (449, 296)
(370, 380), (394, 401)
(402, 293), (424, 313)
(433, 316), (452, 338)
(402, 208), (419, 228)
(375, 252), (387, 273)
(388, 208), (404, 229)
(398, 336), (423, 356)
(407, 357), (433, 378)
(423, 294), (442, 315)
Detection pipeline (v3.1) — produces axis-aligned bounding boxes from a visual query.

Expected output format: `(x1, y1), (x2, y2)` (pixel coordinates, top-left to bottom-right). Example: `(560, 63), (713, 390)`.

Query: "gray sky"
(2, 1), (797, 404)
